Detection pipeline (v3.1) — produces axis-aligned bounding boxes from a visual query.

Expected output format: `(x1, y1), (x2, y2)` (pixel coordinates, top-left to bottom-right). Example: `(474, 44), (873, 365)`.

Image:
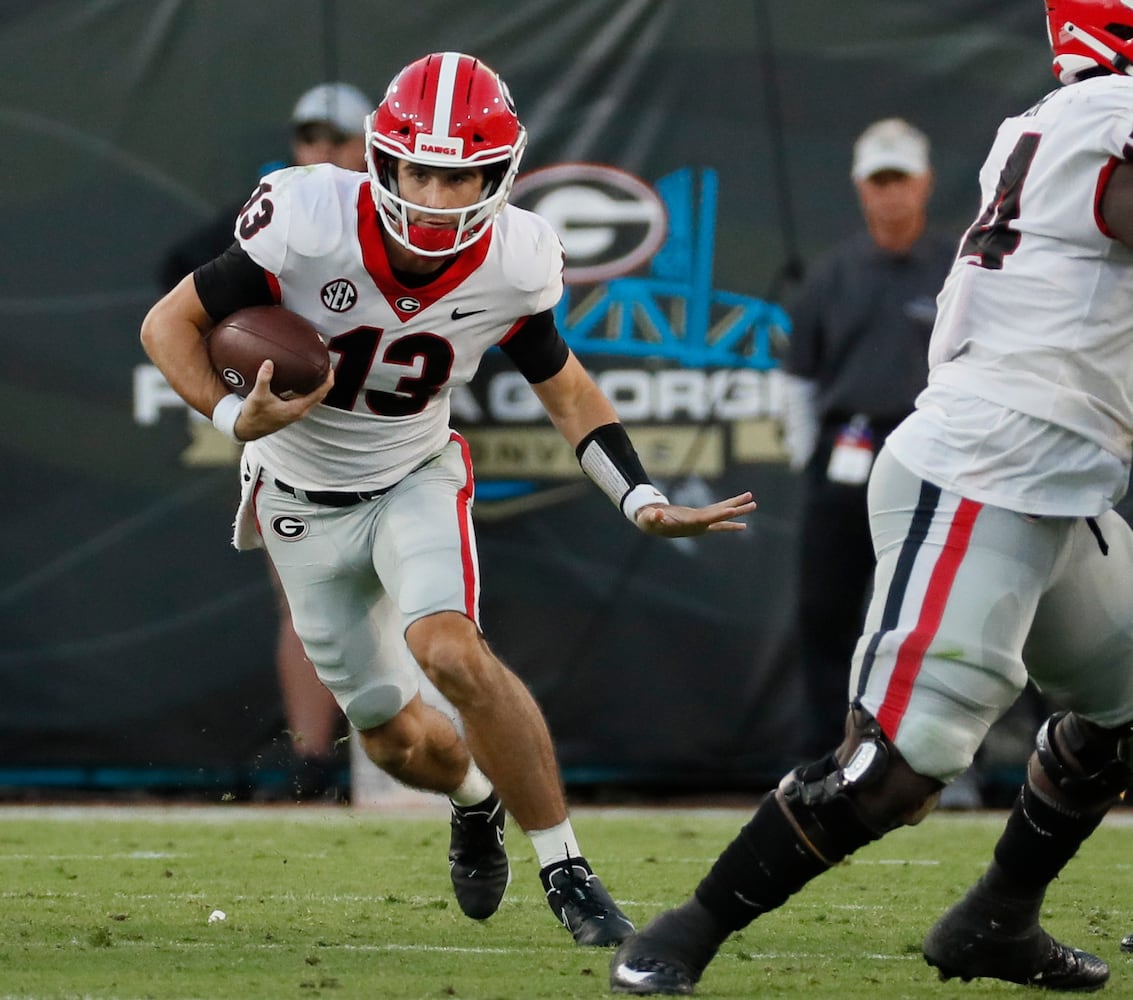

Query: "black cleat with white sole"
(609, 899), (725, 995)
(448, 793), (510, 920)
(610, 953), (696, 996)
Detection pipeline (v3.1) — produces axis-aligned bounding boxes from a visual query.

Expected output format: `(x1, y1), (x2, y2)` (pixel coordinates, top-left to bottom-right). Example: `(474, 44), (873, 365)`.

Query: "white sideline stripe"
(102, 939), (540, 955)
(79, 938), (921, 961)
(736, 952), (918, 963)
(0, 804), (445, 822)
(0, 851), (183, 861)
(852, 858), (940, 866)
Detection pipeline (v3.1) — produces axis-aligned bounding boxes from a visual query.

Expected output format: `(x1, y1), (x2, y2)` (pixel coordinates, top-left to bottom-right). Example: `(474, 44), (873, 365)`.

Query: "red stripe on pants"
(877, 498), (981, 738)
(450, 432), (478, 620)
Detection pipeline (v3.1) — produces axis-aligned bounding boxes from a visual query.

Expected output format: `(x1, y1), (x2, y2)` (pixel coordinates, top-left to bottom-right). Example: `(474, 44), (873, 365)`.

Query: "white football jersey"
(233, 163), (563, 491)
(887, 75), (1133, 516)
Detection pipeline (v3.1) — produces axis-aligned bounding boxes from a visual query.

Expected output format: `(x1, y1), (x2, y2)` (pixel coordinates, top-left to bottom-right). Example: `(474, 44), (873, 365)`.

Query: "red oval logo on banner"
(511, 163), (667, 285)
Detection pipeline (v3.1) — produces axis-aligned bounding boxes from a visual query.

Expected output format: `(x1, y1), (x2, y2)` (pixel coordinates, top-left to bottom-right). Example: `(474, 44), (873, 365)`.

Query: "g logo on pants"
(271, 515), (309, 541)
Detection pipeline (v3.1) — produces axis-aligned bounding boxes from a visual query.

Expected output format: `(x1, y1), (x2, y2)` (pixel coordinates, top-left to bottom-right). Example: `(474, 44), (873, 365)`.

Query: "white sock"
(528, 820), (581, 869)
(449, 762), (494, 807)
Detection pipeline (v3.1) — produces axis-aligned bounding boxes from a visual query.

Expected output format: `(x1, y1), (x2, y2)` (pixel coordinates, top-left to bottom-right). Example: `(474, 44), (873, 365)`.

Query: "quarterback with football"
(141, 51), (754, 945)
(611, 1), (1133, 993)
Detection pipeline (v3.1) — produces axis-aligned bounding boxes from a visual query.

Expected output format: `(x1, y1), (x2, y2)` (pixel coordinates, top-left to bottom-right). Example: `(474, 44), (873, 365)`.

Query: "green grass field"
(0, 803), (1129, 999)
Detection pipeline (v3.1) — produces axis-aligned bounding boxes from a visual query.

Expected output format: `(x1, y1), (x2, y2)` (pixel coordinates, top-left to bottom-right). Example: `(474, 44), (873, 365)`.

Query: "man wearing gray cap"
(779, 117), (956, 761)
(289, 82), (371, 170)
(157, 81), (374, 803)
(264, 81), (373, 801)
(160, 82), (373, 288)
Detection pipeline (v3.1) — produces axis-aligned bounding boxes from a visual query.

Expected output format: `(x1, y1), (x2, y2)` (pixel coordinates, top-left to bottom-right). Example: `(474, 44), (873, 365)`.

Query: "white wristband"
(621, 483), (669, 523)
(211, 393), (245, 442)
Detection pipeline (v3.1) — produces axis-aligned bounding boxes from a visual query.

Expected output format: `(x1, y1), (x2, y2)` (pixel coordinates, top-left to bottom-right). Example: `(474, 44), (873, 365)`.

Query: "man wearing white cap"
(849, 116), (931, 179)
(779, 117), (956, 761)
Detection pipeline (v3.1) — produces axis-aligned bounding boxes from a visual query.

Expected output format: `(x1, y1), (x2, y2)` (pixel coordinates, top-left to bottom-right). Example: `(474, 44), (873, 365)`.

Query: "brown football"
(206, 305), (330, 399)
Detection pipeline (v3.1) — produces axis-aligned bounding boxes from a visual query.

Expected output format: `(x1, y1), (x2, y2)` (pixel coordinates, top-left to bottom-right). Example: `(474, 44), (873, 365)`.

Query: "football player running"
(611, 1), (1133, 993)
(141, 51), (754, 945)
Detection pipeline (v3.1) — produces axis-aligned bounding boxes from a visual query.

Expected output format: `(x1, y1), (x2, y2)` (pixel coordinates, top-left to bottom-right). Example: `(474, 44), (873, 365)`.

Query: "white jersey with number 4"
(234, 163), (563, 492)
(886, 74), (1133, 516)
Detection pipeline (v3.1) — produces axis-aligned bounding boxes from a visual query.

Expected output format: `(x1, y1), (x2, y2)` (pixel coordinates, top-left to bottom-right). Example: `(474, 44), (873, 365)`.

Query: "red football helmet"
(1046, 0), (1133, 83)
(365, 52), (527, 256)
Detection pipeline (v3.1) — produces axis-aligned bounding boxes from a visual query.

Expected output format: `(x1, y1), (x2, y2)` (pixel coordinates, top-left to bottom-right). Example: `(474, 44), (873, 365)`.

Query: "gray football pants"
(852, 446), (1133, 781)
(254, 438), (478, 731)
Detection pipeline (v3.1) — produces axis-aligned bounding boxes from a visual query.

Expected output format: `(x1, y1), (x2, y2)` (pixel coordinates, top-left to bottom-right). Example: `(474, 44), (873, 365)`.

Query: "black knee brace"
(778, 710), (941, 866)
(1034, 711), (1133, 814)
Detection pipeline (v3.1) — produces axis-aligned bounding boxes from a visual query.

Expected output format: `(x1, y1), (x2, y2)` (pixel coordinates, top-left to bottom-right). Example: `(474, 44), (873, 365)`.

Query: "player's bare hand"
(633, 491), (756, 537)
(234, 361), (334, 441)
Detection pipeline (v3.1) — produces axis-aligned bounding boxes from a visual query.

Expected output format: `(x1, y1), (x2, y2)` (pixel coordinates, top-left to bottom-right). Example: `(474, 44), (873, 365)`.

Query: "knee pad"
(1032, 711), (1133, 814)
(778, 709), (942, 866)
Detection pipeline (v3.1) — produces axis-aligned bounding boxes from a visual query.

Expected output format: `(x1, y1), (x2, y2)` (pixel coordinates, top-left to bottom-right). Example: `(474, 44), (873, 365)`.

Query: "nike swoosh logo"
(612, 965), (658, 986)
(451, 307), (487, 320)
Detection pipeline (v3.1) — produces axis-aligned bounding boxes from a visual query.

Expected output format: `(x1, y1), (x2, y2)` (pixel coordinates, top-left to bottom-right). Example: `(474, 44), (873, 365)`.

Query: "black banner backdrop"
(0, 1), (1051, 792)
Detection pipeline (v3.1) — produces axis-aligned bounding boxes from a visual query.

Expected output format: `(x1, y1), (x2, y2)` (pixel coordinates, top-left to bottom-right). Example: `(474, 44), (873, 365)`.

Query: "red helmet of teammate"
(365, 51), (527, 256)
(1046, 0), (1133, 83)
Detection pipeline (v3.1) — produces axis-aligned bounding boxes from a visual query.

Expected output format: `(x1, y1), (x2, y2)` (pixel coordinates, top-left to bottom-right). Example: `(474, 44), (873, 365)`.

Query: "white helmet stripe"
(432, 52), (461, 140)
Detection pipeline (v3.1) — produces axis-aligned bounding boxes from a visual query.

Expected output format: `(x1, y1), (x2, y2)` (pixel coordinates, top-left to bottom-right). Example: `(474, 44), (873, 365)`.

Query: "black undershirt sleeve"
(193, 242), (276, 323)
(498, 309), (570, 384)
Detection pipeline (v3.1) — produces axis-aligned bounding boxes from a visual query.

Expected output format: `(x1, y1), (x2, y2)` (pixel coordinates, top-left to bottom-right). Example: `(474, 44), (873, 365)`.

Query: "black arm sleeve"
(192, 242), (276, 323)
(498, 309), (570, 384)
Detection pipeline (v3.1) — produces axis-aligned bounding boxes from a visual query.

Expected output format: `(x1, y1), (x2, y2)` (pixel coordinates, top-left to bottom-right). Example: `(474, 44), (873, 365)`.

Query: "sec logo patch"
(321, 278), (357, 312)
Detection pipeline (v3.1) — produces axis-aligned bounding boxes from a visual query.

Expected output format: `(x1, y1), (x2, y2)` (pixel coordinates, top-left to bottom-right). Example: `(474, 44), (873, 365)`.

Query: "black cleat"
(611, 937), (698, 995)
(541, 857), (635, 946)
(1121, 932), (1133, 954)
(448, 793), (510, 920)
(923, 891), (1109, 992)
(611, 952), (696, 996)
(610, 899), (724, 995)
